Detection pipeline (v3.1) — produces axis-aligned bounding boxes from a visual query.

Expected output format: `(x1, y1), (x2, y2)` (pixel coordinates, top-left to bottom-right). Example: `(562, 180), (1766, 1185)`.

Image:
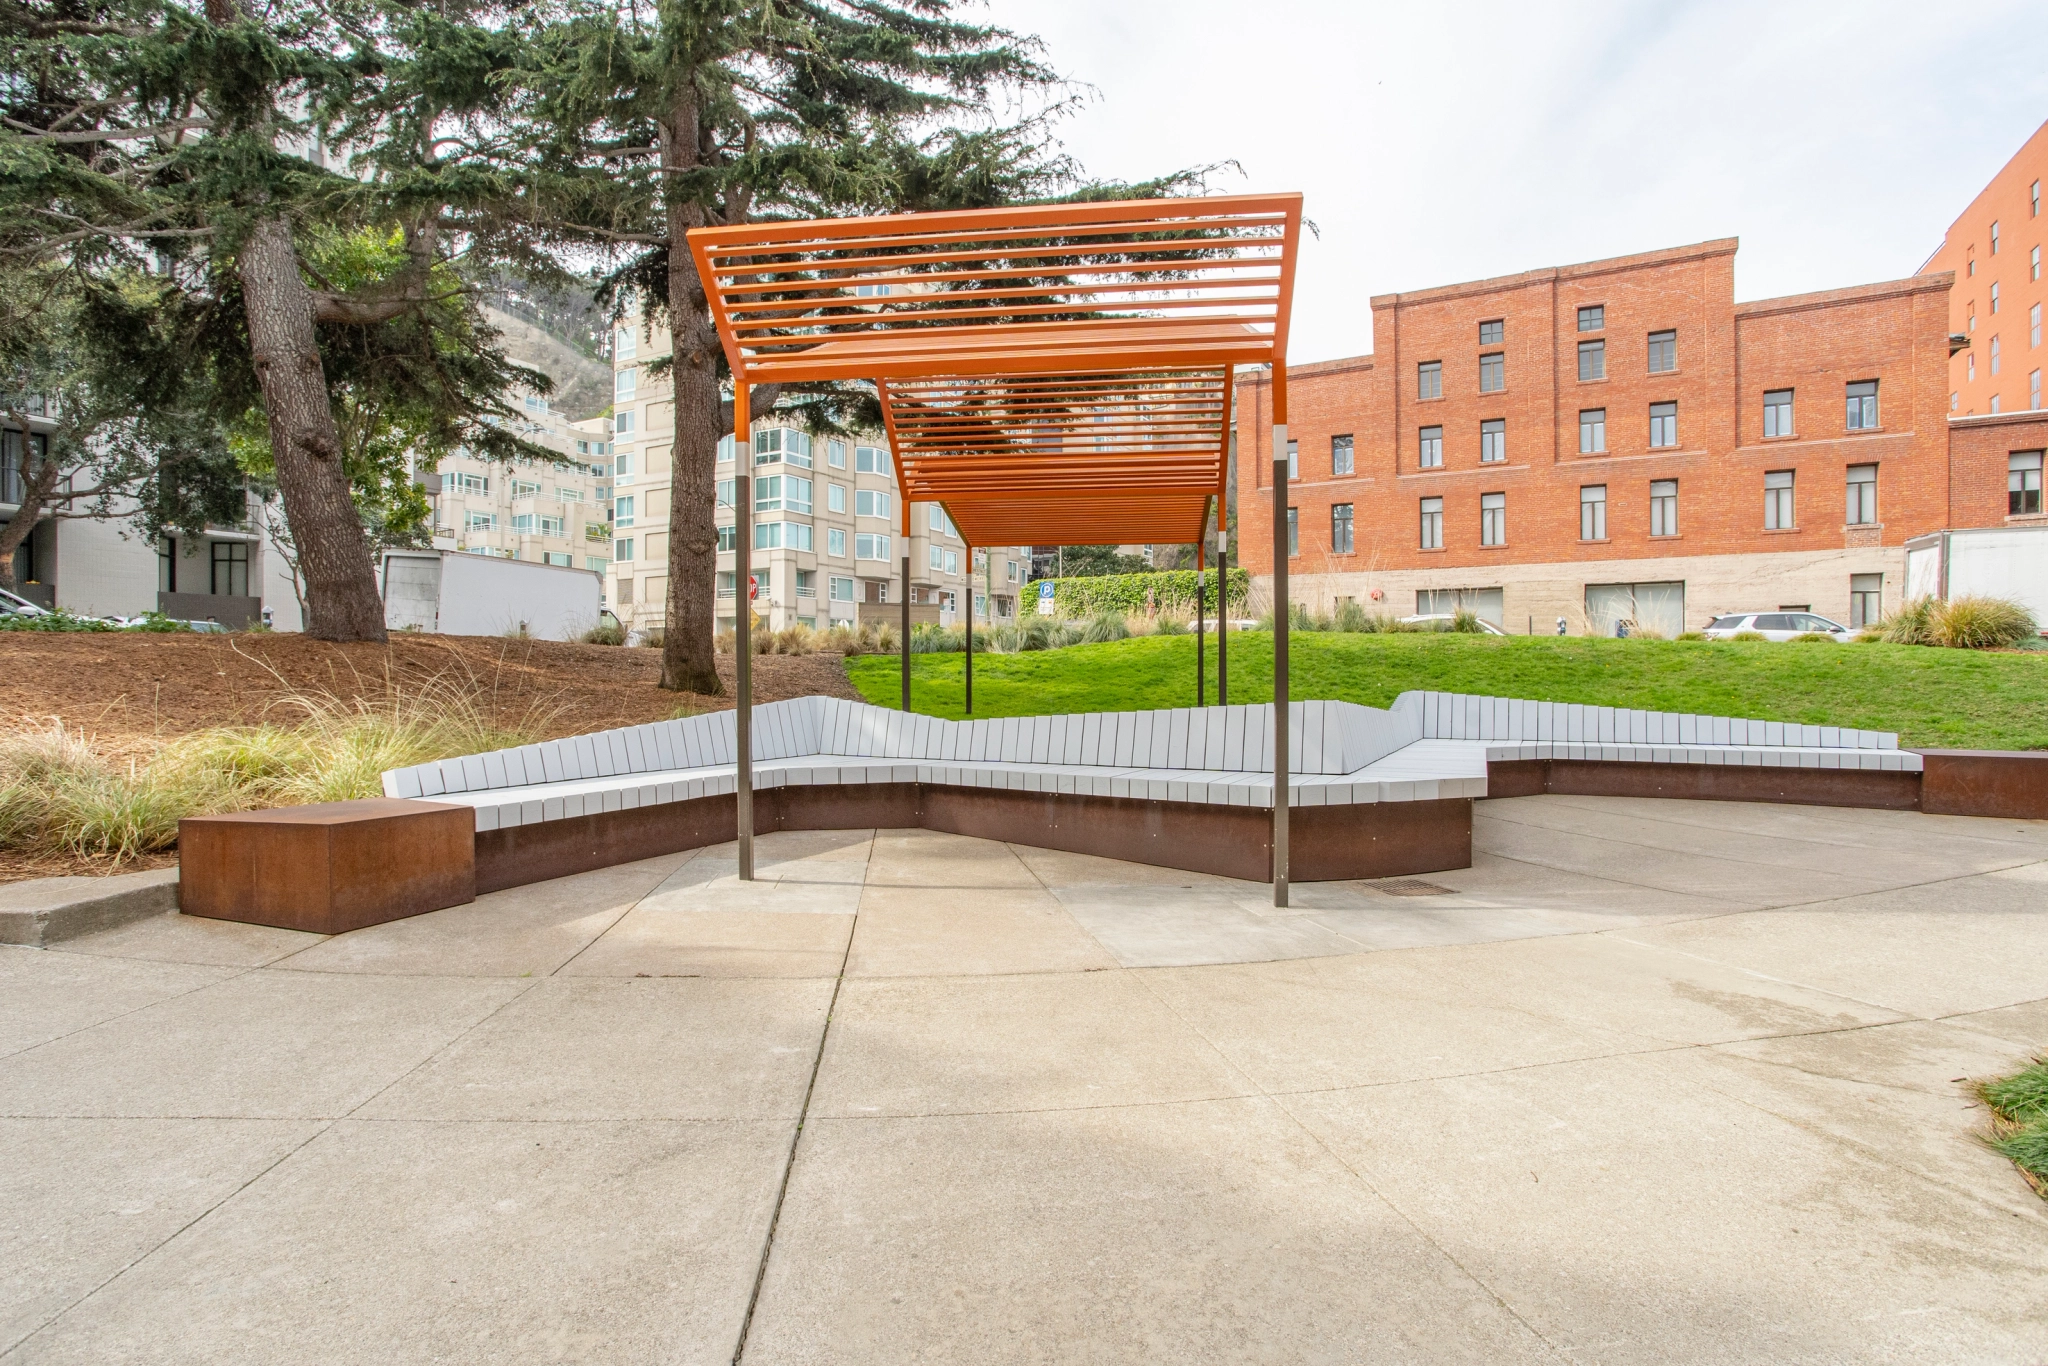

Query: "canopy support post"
(1195, 532), (1206, 709)
(734, 381), (754, 882)
(900, 543), (911, 711)
(964, 542), (973, 715)
(1271, 363), (1289, 908)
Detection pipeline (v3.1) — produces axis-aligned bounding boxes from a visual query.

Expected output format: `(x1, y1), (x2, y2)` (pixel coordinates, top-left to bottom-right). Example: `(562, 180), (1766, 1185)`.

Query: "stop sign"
(748, 575), (758, 601)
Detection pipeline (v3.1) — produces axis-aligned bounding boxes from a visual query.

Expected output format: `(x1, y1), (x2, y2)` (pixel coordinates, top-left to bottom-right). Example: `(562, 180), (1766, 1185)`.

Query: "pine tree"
(504, 0), (1074, 694)
(0, 0), (552, 639)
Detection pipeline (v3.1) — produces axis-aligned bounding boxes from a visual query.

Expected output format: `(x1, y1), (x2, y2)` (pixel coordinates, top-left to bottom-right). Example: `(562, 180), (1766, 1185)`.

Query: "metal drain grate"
(1370, 879), (1456, 897)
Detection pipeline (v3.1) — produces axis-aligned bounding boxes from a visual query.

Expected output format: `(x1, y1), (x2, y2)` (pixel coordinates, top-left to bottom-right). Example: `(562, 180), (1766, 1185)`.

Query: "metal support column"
(1271, 363), (1289, 908)
(1217, 489), (1230, 709)
(1195, 533), (1205, 709)
(733, 382), (754, 881)
(963, 543), (974, 713)
(909, 540), (917, 716)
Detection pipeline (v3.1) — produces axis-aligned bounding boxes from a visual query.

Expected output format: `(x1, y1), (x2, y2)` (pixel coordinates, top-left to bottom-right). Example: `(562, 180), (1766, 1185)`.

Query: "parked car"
(1397, 613), (1508, 636)
(1702, 611), (1855, 642)
(0, 587), (48, 617)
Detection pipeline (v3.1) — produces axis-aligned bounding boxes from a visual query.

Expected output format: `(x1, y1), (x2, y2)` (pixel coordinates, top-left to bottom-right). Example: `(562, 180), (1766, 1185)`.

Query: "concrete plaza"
(3, 794), (2047, 1363)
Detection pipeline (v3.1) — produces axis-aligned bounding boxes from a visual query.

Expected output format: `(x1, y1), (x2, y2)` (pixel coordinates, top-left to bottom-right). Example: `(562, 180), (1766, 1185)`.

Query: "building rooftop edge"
(1367, 238), (1741, 310)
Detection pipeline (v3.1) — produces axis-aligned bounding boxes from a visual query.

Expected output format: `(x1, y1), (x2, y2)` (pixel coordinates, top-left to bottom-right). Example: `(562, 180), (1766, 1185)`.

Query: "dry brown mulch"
(0, 632), (862, 753)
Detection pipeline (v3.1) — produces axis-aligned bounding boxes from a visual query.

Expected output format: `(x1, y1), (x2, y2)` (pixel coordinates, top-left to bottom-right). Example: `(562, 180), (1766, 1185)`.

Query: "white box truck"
(1904, 527), (2048, 629)
(381, 549), (603, 641)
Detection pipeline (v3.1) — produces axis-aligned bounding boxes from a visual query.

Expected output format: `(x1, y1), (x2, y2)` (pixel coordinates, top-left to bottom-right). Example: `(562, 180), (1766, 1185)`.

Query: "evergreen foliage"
(1038, 568), (1250, 620)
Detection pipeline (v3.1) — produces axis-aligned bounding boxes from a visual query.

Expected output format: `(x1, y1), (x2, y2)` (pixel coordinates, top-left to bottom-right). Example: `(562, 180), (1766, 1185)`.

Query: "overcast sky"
(976, 0), (2048, 366)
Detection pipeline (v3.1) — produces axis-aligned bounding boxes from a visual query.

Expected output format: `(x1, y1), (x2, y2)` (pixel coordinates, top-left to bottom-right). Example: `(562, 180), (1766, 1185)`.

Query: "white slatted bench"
(377, 692), (1928, 893)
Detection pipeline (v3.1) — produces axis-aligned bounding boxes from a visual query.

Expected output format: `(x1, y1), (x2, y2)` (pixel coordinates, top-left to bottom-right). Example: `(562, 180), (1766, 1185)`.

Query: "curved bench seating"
(376, 692), (1932, 893)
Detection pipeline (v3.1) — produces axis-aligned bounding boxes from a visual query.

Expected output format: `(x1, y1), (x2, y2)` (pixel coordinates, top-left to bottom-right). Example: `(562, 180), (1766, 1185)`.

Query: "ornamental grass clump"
(1928, 596), (2038, 649)
(0, 678), (554, 865)
(1980, 1057), (2048, 1198)
(1080, 612), (1131, 645)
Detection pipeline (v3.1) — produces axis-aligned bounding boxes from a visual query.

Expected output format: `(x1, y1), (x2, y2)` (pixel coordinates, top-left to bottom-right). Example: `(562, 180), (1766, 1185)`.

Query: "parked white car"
(1398, 613), (1508, 636)
(1702, 611), (1855, 642)
(0, 587), (48, 617)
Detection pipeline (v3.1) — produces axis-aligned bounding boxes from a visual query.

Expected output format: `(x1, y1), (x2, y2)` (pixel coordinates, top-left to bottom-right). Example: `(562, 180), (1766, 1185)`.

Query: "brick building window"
(1580, 485), (1606, 540)
(1578, 339), (1605, 381)
(2032, 302), (2041, 348)
(1992, 395), (2003, 414)
(2033, 246), (2041, 282)
(1479, 319), (1504, 344)
(1332, 434), (1354, 476)
(1991, 221), (2001, 254)
(1331, 503), (1354, 553)
(1418, 360), (1442, 400)
(2033, 370), (2042, 411)
(1647, 330), (1677, 373)
(1418, 425), (1443, 468)
(1845, 381), (1879, 430)
(1286, 507), (1298, 556)
(1479, 352), (1505, 392)
(1968, 353), (1977, 383)
(1992, 282), (2001, 314)
(1991, 335), (2002, 375)
(1480, 492), (1506, 546)
(1419, 497), (1443, 549)
(1850, 574), (1883, 628)
(1764, 389), (1794, 438)
(2012, 452), (2044, 515)
(1578, 409), (1606, 454)
(1577, 305), (1604, 332)
(1480, 419), (1505, 463)
(2034, 180), (2041, 216)
(1650, 480), (1678, 537)
(1287, 439), (1299, 480)
(1649, 401), (1678, 448)
(1845, 464), (1877, 525)
(1764, 470), (1795, 529)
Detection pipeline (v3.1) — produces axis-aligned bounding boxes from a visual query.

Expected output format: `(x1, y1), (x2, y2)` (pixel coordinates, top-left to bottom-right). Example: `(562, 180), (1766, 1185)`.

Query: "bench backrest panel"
(1400, 691), (1899, 751)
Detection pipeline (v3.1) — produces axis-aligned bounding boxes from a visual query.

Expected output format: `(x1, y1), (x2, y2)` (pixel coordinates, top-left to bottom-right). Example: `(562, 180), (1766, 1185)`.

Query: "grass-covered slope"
(845, 633), (2048, 751)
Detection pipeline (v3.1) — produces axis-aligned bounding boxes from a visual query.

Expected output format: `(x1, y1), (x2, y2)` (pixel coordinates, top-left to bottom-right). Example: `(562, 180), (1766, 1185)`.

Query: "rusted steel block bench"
(179, 798), (475, 934)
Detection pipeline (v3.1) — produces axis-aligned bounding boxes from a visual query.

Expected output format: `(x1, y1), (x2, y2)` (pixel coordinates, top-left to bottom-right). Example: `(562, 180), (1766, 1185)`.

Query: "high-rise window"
(1578, 339), (1606, 381)
(1992, 282), (2001, 314)
(1479, 319), (1504, 344)
(1765, 470), (1795, 529)
(1845, 380), (1879, 430)
(2031, 302), (2041, 348)
(1577, 305), (1604, 332)
(1419, 497), (1443, 549)
(1579, 408), (1606, 454)
(1418, 425), (1443, 468)
(855, 445), (888, 475)
(1580, 485), (1607, 541)
(1845, 464), (1877, 525)
(1764, 389), (1794, 438)
(1331, 503), (1354, 553)
(1480, 419), (1505, 463)
(2033, 246), (2042, 282)
(1480, 492), (1505, 546)
(1286, 507), (1298, 556)
(1991, 221), (2001, 254)
(1850, 574), (1883, 628)
(827, 527), (847, 557)
(614, 328), (636, 360)
(1991, 335), (2002, 375)
(1650, 480), (1678, 537)
(2034, 180), (2042, 216)
(829, 575), (855, 601)
(855, 532), (891, 561)
(1992, 395), (2004, 414)
(1332, 434), (1354, 476)
(1418, 360), (1442, 400)
(716, 478), (735, 507)
(614, 411), (636, 435)
(828, 482), (846, 513)
(614, 537), (634, 562)
(855, 489), (890, 519)
(1969, 353), (1978, 382)
(718, 525), (738, 551)
(1286, 439), (1299, 480)
(2033, 370), (2042, 411)
(615, 368), (636, 400)
(1479, 352), (1505, 392)
(2012, 451), (2044, 515)
(1649, 401), (1678, 448)
(1647, 330), (1677, 373)
(614, 495), (634, 527)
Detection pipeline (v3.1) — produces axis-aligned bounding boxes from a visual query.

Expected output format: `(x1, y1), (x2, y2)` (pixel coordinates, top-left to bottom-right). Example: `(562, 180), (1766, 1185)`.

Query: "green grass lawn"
(845, 633), (2048, 750)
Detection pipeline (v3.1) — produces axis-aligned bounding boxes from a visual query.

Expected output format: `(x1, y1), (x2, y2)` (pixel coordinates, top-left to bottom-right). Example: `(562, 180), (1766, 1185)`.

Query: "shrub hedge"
(1038, 568), (1250, 620)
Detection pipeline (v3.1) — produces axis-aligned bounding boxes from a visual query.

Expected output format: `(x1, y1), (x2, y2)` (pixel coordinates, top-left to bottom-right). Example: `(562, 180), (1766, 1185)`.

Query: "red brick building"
(1926, 118), (2048, 418)
(1236, 236), (2048, 634)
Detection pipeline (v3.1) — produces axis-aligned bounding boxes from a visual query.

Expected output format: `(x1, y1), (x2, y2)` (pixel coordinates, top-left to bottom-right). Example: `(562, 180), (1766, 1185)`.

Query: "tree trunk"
(661, 244), (726, 693)
(0, 450), (64, 592)
(237, 215), (388, 642)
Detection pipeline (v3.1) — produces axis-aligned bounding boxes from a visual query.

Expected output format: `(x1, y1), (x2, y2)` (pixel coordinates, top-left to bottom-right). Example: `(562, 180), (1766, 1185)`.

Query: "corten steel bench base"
(179, 799), (476, 934)
(474, 782), (1473, 894)
(1918, 750), (2048, 820)
(1485, 759), (1924, 810)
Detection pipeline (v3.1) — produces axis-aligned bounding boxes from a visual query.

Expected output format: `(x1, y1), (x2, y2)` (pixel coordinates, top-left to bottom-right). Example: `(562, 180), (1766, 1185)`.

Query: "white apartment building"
(427, 393), (614, 575)
(607, 314), (1028, 634)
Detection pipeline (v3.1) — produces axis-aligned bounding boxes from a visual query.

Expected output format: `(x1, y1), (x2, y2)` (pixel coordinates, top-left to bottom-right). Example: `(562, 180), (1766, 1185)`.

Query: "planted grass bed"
(845, 632), (2048, 751)
(1981, 1059), (2048, 1199)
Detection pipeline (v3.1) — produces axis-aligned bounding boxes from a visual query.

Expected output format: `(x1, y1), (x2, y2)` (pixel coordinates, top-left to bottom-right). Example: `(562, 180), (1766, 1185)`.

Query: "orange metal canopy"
(687, 194), (1301, 548)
